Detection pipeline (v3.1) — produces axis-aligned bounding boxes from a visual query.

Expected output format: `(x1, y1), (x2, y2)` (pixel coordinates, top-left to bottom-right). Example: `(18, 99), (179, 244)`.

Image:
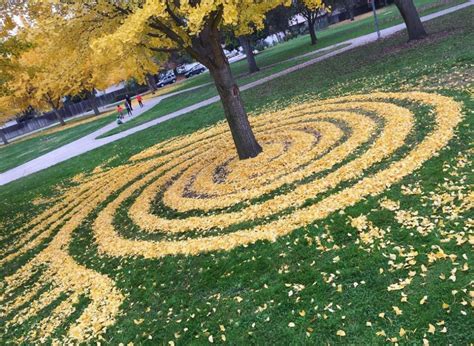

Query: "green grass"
(167, 0), (468, 92)
(0, 114), (116, 173)
(1, 7), (473, 344)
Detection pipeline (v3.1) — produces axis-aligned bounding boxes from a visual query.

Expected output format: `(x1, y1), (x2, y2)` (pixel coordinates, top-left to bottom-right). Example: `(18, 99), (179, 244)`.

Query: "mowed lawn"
(0, 0), (466, 172)
(0, 114), (116, 173)
(0, 7), (473, 345)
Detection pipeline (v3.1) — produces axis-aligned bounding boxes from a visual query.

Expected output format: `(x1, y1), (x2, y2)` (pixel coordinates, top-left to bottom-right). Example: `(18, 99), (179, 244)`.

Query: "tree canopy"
(1, 1), (295, 156)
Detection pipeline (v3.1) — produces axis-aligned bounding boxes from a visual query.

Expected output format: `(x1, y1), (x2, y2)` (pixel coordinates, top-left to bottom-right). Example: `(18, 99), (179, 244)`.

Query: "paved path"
(0, 0), (472, 186)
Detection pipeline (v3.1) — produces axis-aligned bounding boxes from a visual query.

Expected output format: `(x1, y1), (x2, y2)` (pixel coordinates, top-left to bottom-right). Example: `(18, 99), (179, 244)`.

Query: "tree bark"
(239, 35), (259, 74)
(187, 22), (262, 160)
(208, 63), (262, 159)
(53, 109), (66, 126)
(146, 73), (157, 94)
(88, 90), (100, 116)
(308, 20), (317, 45)
(0, 128), (8, 145)
(394, 0), (427, 41)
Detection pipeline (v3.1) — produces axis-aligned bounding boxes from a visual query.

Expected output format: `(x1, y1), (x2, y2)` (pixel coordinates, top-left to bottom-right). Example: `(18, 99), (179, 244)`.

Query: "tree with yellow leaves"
(0, 96), (14, 144)
(5, 1), (295, 159)
(1, 2), (159, 127)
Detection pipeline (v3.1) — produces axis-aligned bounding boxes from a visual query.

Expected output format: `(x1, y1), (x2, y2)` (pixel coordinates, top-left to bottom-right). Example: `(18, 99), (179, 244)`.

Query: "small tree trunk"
(88, 90), (100, 116)
(146, 74), (157, 94)
(308, 21), (317, 45)
(394, 0), (427, 41)
(239, 35), (259, 74)
(54, 109), (65, 126)
(0, 128), (8, 145)
(349, 8), (355, 21)
(209, 63), (262, 159)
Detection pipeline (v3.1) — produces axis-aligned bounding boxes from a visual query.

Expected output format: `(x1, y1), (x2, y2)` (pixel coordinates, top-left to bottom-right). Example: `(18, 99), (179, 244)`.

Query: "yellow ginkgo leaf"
(393, 306), (403, 315)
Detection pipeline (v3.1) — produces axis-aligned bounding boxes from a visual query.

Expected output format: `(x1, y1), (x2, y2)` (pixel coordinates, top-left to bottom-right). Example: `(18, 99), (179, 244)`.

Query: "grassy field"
(0, 114), (116, 173)
(0, 0), (465, 172)
(1, 7), (472, 345)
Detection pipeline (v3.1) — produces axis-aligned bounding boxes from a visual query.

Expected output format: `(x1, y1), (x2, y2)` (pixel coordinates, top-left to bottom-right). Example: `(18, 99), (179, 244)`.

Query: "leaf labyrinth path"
(0, 92), (462, 342)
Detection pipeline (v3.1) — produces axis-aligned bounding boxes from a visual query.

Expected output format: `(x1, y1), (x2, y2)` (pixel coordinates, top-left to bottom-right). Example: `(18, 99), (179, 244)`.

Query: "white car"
(184, 63), (207, 78)
(157, 70), (176, 87)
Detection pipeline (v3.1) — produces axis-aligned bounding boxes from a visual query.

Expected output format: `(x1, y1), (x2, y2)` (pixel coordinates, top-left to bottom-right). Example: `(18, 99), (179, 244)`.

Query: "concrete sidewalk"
(0, 0), (472, 186)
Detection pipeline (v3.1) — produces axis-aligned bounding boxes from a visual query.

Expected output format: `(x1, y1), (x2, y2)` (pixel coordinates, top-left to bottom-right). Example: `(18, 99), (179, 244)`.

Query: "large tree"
(4, 1), (293, 159)
(90, 1), (291, 159)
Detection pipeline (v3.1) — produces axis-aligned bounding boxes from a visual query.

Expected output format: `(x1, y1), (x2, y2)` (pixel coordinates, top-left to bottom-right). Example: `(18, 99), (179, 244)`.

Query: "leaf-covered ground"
(1, 8), (473, 345)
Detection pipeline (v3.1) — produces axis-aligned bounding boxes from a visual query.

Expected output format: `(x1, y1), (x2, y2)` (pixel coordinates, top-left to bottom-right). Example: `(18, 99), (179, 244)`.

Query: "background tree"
(239, 35), (259, 74)
(264, 5), (295, 38)
(294, 0), (328, 45)
(394, 0), (427, 40)
(0, 96), (16, 145)
(341, 0), (355, 21)
(222, 29), (260, 74)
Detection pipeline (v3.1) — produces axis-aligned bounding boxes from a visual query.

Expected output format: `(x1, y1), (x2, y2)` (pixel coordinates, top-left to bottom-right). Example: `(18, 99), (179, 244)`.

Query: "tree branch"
(147, 46), (180, 53)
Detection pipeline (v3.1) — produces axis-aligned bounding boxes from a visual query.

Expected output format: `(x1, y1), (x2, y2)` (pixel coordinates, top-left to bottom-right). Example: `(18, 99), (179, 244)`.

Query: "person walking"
(124, 102), (133, 117)
(136, 94), (144, 108)
(116, 104), (124, 118)
(125, 94), (133, 110)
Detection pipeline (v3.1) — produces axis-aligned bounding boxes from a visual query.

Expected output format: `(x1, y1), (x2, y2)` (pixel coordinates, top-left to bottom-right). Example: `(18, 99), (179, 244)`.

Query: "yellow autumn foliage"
(1, 91), (462, 343)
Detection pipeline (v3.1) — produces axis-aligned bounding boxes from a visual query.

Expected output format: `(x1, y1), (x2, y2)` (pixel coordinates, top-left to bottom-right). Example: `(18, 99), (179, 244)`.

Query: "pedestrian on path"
(124, 102), (133, 117)
(125, 94), (133, 110)
(136, 94), (144, 108)
(116, 104), (124, 118)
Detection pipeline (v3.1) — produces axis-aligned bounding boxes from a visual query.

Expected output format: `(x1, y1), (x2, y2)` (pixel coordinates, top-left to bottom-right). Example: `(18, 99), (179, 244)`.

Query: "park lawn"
(166, 0), (467, 92)
(0, 0), (464, 169)
(0, 113), (117, 173)
(1, 7), (472, 345)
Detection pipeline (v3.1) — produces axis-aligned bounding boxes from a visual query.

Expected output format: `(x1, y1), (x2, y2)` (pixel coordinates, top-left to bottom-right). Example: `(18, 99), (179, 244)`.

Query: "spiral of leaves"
(0, 92), (462, 343)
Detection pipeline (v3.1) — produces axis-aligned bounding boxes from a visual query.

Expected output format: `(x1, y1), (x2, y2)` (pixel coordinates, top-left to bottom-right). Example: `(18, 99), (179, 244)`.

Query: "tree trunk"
(54, 109), (65, 126)
(0, 128), (8, 145)
(239, 35), (259, 74)
(208, 63), (262, 159)
(349, 8), (355, 21)
(394, 0), (427, 40)
(88, 90), (100, 116)
(187, 22), (262, 159)
(308, 21), (317, 45)
(146, 74), (157, 94)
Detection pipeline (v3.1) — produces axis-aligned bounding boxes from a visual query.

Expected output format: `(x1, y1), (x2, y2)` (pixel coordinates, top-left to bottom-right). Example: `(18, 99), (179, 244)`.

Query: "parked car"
(175, 64), (190, 75)
(184, 63), (207, 78)
(157, 70), (176, 87)
(224, 49), (240, 59)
